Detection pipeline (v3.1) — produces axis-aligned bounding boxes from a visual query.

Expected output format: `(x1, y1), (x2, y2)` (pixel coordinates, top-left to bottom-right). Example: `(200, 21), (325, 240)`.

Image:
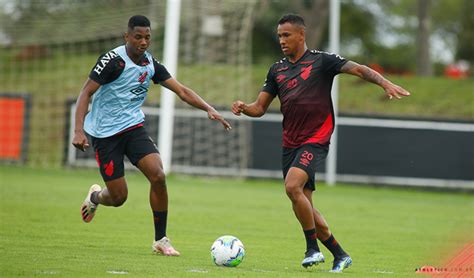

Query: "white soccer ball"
(210, 235), (245, 267)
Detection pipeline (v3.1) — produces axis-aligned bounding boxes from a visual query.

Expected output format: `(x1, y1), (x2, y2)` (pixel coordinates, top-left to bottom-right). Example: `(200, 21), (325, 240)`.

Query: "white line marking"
(373, 269), (395, 274)
(187, 269), (208, 273)
(106, 270), (128, 275)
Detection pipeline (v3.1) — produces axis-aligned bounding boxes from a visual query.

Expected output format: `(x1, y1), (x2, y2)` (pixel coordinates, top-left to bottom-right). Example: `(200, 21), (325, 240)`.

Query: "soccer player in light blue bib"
(72, 15), (231, 256)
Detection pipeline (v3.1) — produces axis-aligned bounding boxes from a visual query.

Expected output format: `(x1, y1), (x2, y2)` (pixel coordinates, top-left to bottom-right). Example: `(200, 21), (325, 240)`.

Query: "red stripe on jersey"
(302, 114), (334, 145)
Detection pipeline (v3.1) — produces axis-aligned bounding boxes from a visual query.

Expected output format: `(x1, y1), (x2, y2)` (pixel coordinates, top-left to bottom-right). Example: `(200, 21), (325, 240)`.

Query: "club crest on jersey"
(300, 65), (312, 80)
(93, 51), (118, 75)
(138, 71), (148, 83)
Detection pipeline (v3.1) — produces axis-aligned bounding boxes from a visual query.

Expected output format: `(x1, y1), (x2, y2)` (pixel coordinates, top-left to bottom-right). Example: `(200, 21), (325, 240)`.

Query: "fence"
(66, 104), (474, 190)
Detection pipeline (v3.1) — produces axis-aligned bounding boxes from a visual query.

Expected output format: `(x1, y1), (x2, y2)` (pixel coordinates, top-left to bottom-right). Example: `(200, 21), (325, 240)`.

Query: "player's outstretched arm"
(232, 91), (274, 117)
(340, 61), (411, 100)
(161, 78), (231, 130)
(72, 78), (100, 152)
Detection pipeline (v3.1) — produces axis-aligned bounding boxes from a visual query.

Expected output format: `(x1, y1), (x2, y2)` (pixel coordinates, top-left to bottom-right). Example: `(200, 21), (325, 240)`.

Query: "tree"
(456, 0), (474, 63)
(376, 0), (466, 73)
(416, 0), (433, 76)
(339, 1), (376, 60)
(288, 0), (329, 49)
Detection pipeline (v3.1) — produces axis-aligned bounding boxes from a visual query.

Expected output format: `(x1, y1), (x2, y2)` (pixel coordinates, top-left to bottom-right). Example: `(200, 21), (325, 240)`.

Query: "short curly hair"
(278, 14), (306, 27)
(128, 15), (151, 30)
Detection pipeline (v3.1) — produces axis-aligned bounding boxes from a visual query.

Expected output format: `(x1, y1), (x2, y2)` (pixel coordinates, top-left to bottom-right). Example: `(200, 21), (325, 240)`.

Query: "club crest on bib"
(138, 71), (148, 83)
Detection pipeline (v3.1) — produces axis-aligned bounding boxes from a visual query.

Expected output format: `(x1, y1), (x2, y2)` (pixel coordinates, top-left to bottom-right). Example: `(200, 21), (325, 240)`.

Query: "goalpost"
(159, 0), (181, 174)
(326, 0), (341, 185)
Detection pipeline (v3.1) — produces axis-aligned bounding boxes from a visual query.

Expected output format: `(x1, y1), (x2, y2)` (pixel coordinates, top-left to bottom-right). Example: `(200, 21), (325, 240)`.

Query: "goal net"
(0, 0), (257, 175)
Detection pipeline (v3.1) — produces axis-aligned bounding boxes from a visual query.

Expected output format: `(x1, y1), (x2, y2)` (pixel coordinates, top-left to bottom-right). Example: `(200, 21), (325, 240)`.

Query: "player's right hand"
(385, 83), (411, 100)
(72, 131), (90, 152)
(231, 100), (247, 116)
(207, 108), (232, 131)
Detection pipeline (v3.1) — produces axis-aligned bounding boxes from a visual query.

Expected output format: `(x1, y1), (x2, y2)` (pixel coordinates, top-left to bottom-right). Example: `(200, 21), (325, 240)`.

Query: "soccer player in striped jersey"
(232, 14), (410, 272)
(72, 15), (231, 256)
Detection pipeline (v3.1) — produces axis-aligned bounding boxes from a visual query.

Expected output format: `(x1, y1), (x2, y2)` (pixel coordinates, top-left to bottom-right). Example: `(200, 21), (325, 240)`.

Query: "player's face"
(125, 26), (151, 56)
(277, 23), (305, 57)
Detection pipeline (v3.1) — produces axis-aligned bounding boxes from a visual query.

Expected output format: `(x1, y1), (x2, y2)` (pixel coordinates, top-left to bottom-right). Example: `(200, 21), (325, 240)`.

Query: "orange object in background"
(368, 63), (384, 74)
(445, 60), (470, 79)
(0, 96), (28, 161)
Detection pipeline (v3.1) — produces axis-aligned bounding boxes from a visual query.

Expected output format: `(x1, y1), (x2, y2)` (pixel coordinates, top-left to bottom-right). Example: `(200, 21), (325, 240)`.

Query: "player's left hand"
(72, 131), (90, 152)
(385, 83), (411, 100)
(207, 108), (232, 131)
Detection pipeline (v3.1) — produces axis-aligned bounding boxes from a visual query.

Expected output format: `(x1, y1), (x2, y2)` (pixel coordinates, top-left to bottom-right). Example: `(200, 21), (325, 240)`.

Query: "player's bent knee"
(149, 171), (166, 187)
(111, 195), (127, 207)
(285, 183), (303, 202)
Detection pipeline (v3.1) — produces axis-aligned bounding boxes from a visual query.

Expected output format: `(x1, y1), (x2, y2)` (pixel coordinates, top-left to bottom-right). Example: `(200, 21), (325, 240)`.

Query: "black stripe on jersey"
(89, 51), (125, 85)
(93, 51), (118, 75)
(151, 58), (172, 84)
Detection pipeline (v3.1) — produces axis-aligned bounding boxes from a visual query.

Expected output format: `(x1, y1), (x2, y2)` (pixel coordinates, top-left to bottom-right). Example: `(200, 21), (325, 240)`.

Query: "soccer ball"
(210, 235), (245, 267)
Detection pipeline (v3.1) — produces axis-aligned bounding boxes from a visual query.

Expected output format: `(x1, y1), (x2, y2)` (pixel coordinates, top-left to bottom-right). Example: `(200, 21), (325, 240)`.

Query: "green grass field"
(1, 165), (473, 277)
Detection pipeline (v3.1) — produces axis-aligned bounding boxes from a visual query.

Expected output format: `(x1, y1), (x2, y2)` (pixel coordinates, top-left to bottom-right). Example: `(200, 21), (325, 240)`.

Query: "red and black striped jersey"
(262, 50), (347, 148)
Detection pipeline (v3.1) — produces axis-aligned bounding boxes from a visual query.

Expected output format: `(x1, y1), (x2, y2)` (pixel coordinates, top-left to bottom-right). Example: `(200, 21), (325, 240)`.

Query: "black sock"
(90, 191), (100, 205)
(321, 234), (348, 258)
(304, 228), (320, 252)
(153, 211), (168, 241)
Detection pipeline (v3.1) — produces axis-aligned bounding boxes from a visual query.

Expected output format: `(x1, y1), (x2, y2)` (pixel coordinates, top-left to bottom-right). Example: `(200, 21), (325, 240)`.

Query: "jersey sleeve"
(261, 65), (278, 96)
(88, 52), (125, 85)
(322, 52), (348, 76)
(152, 58), (172, 84)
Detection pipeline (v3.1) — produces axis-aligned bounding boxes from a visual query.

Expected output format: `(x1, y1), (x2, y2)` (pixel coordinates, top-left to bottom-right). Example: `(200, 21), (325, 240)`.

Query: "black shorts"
(91, 126), (159, 181)
(282, 144), (329, 191)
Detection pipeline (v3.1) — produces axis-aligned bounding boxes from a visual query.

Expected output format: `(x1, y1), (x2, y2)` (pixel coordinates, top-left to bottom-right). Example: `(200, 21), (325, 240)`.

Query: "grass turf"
(0, 165), (473, 277)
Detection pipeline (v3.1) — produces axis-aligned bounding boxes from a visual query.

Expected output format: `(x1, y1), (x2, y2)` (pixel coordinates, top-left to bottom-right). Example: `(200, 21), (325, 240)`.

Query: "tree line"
(1, 0), (472, 76)
(252, 0), (473, 76)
